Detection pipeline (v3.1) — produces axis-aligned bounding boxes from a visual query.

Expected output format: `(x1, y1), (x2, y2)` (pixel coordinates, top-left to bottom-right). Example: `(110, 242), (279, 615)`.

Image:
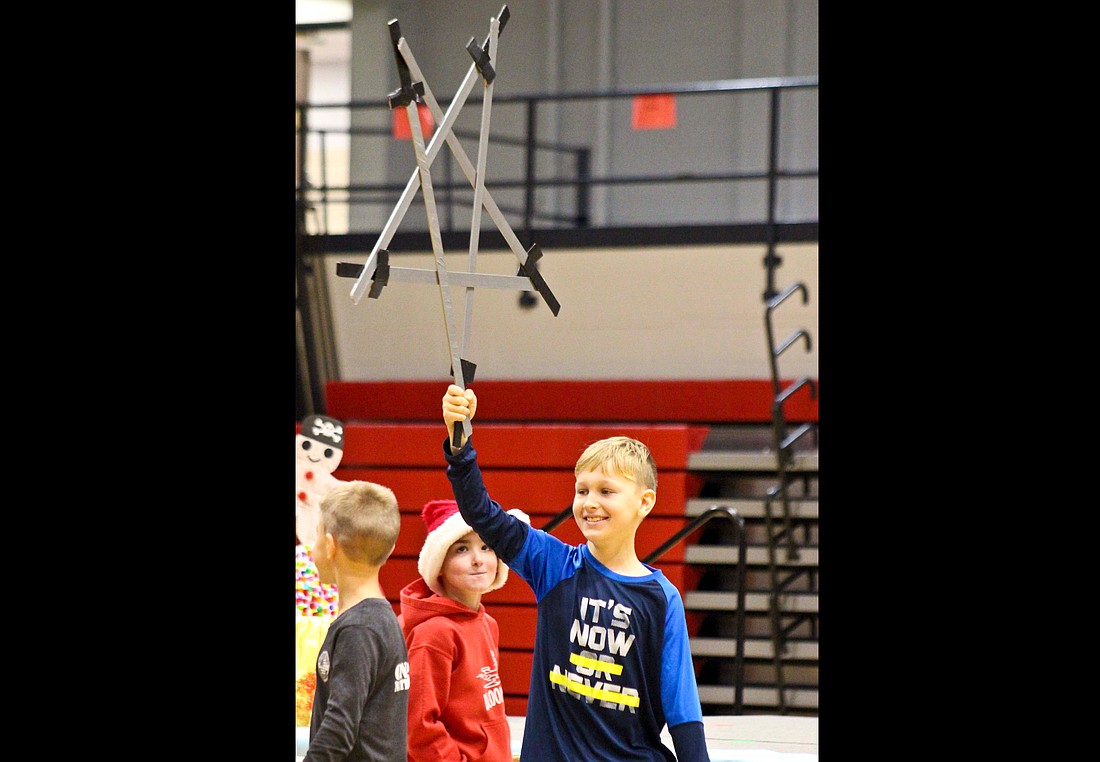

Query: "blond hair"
(574, 436), (657, 491)
(319, 480), (401, 566)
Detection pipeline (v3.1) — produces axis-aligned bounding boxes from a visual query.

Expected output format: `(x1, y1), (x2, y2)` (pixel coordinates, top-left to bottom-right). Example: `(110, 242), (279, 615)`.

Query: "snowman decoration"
(296, 414), (345, 547)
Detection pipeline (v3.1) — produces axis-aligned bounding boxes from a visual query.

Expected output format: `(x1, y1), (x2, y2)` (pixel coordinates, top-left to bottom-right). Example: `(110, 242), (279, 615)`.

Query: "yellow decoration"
(296, 615), (333, 678)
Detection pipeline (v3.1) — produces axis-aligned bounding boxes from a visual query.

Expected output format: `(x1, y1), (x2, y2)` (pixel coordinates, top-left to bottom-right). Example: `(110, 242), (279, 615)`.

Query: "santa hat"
(418, 499), (530, 596)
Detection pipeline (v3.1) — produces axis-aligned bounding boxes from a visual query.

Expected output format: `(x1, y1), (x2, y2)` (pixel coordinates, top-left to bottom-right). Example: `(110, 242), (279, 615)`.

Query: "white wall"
(325, 241), (818, 381)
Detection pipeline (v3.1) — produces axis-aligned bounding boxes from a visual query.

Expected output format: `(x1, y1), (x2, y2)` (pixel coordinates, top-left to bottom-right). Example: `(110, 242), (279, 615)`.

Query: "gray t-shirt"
(305, 597), (410, 762)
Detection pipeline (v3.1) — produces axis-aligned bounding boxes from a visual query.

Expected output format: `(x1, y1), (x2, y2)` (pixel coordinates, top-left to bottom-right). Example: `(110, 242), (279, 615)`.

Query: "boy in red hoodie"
(398, 500), (530, 762)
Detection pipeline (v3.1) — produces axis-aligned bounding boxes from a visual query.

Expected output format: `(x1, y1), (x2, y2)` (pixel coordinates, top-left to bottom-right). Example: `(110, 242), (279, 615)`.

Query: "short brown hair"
(319, 480), (401, 566)
(574, 436), (657, 491)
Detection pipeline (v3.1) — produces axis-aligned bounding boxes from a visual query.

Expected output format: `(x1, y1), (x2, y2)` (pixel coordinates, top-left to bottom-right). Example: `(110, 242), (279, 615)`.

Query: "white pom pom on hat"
(417, 499), (530, 596)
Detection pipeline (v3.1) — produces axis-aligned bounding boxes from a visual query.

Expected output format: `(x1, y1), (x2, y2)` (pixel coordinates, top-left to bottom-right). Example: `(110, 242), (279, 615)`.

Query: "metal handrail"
(295, 75), (818, 242)
(299, 75), (818, 110)
(539, 504), (573, 532)
(643, 506), (746, 716)
(764, 282), (810, 399)
(764, 283), (816, 561)
(761, 281), (818, 715)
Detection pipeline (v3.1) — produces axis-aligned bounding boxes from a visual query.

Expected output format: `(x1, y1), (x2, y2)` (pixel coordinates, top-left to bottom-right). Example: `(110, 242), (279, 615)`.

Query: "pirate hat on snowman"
(300, 414), (345, 449)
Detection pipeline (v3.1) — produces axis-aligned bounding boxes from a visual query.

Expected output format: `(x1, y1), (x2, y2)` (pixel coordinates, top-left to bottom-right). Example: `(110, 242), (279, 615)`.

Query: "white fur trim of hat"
(418, 499), (531, 596)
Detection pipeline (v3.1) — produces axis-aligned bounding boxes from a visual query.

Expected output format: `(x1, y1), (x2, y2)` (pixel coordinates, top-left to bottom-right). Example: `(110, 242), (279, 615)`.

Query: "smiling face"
(296, 433), (343, 474)
(573, 464), (655, 548)
(439, 530), (499, 610)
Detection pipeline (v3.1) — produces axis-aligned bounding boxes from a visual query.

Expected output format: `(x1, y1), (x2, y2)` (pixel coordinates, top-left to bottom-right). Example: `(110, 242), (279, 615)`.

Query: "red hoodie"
(398, 577), (513, 762)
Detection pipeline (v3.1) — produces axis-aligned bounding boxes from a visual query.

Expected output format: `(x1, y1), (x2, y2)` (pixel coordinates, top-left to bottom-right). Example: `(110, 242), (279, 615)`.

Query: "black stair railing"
(643, 506), (746, 716)
(762, 281), (818, 714)
(762, 489), (816, 714)
(763, 282), (817, 561)
(767, 378), (817, 560)
(539, 505), (572, 532)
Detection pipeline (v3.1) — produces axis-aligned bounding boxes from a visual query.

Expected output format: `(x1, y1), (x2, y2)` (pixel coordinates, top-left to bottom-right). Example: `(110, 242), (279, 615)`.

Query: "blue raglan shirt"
(444, 438), (709, 762)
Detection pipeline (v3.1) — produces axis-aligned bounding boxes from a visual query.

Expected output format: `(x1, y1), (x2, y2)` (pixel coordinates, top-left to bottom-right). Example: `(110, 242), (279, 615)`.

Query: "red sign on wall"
(392, 103), (435, 141)
(632, 93), (677, 130)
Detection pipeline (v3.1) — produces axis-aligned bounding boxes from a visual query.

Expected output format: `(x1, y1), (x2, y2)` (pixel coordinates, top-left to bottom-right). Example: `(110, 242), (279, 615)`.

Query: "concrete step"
(690, 637), (819, 661)
(685, 591), (818, 613)
(685, 497), (819, 520)
(682, 520), (819, 548)
(743, 663), (818, 685)
(697, 475), (819, 499)
(698, 684), (819, 710)
(716, 616), (814, 639)
(685, 544), (818, 566)
(697, 424), (818, 453)
(688, 450), (819, 472)
(735, 568), (818, 591)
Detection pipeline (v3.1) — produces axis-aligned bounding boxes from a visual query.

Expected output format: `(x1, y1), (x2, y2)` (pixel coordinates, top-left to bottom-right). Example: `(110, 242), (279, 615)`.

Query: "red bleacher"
(326, 378), (818, 424)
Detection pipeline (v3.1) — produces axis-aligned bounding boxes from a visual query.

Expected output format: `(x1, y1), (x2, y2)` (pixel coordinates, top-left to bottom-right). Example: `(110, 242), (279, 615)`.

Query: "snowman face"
(297, 433), (343, 474)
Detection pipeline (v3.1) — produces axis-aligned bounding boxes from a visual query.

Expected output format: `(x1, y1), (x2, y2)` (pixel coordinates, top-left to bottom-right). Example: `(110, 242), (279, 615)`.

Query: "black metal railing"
(300, 124), (591, 232)
(296, 75), (818, 298)
(761, 281), (818, 714)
